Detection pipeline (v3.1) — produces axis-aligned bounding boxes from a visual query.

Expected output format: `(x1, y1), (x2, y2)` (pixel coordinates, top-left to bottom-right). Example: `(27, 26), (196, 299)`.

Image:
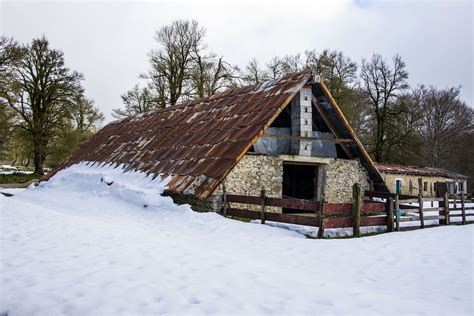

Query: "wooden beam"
(312, 100), (354, 158)
(261, 134), (355, 143)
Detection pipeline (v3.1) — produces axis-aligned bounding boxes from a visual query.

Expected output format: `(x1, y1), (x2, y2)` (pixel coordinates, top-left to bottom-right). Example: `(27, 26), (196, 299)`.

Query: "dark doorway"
(282, 163), (318, 213)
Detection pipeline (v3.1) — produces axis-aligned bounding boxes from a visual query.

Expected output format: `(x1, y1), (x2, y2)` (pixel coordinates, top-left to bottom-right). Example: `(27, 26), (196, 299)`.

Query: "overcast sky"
(2, 0), (473, 122)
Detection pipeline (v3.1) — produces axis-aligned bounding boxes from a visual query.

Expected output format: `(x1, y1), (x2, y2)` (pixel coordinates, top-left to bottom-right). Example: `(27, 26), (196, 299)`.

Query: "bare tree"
(418, 85), (473, 167)
(360, 54), (409, 162)
(190, 51), (239, 99)
(266, 56), (284, 80)
(242, 58), (269, 85)
(112, 84), (161, 119)
(382, 90), (424, 165)
(145, 20), (206, 106)
(3, 36), (83, 175)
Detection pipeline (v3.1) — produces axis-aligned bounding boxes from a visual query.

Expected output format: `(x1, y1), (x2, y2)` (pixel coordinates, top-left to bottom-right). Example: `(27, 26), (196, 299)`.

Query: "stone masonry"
(323, 159), (369, 203)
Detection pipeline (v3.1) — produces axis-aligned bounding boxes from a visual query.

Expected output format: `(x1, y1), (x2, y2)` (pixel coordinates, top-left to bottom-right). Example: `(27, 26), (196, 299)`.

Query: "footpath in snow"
(1, 163), (473, 315)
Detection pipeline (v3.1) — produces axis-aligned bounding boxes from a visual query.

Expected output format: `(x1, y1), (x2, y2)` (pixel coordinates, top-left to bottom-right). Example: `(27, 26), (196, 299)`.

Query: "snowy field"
(1, 163), (473, 315)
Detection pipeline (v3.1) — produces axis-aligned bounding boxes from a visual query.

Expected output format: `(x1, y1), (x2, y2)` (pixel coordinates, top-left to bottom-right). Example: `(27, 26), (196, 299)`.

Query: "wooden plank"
(387, 197), (394, 232)
(422, 207), (445, 212)
(323, 202), (385, 216)
(260, 188), (266, 224)
(444, 193), (450, 225)
(362, 203), (387, 214)
(261, 134), (354, 143)
(395, 195), (400, 231)
(222, 185), (228, 216)
(227, 194), (317, 211)
(398, 204), (419, 210)
(318, 198), (325, 238)
(227, 194), (261, 205)
(422, 197), (444, 202)
(401, 198), (419, 204)
(323, 216), (386, 228)
(225, 208), (320, 226)
(226, 208), (261, 220)
(324, 203), (352, 215)
(353, 183), (362, 237)
(422, 215), (441, 221)
(265, 197), (317, 211)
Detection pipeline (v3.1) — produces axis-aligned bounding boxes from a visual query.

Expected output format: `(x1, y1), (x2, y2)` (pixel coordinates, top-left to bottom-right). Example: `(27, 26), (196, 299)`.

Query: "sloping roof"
(376, 164), (469, 179)
(45, 71), (313, 198)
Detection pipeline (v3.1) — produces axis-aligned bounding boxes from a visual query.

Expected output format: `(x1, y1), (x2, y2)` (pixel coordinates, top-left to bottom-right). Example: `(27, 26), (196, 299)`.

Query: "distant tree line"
(0, 36), (104, 175)
(115, 19), (472, 180)
(1, 19), (472, 182)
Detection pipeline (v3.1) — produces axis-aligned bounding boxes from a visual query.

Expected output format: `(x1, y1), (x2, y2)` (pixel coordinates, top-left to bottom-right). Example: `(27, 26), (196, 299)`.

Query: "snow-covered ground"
(1, 163), (473, 315)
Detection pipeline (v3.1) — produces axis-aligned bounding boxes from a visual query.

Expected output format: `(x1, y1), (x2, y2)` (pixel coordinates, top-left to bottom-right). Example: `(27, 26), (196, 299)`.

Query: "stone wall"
(323, 159), (369, 203)
(214, 154), (283, 212)
(178, 155), (370, 212)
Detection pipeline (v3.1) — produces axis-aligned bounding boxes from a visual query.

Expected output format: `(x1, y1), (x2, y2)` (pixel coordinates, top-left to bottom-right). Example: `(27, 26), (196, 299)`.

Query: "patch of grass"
(0, 173), (38, 184)
(226, 216), (254, 223)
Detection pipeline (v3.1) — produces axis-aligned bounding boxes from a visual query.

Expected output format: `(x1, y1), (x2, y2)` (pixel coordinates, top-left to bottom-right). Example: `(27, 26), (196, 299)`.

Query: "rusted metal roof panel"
(46, 70), (312, 198)
(377, 164), (469, 179)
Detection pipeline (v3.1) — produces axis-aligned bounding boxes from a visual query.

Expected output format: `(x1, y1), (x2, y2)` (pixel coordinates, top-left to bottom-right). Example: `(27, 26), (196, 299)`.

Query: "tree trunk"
(33, 135), (45, 176)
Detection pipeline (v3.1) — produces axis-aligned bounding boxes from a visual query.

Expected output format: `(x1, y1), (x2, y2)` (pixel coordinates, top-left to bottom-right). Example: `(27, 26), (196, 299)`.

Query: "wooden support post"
(260, 187), (266, 224)
(352, 183), (362, 237)
(395, 195), (400, 231)
(222, 185), (228, 217)
(444, 193), (450, 225)
(418, 178), (425, 229)
(461, 192), (466, 225)
(387, 196), (394, 232)
(317, 197), (325, 239)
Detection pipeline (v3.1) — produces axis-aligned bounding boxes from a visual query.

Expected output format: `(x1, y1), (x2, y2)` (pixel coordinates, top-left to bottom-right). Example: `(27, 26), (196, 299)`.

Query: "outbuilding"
(376, 164), (469, 197)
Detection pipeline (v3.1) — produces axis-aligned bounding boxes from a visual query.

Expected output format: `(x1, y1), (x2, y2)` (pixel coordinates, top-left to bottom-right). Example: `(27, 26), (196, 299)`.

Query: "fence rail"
(221, 185), (474, 238)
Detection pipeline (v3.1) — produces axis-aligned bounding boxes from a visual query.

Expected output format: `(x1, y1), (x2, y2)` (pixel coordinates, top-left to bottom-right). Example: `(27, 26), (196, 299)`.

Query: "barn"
(45, 70), (389, 212)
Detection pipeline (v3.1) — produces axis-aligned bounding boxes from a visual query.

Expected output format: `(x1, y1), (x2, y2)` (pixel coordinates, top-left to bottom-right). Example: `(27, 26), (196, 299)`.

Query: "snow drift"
(1, 163), (472, 315)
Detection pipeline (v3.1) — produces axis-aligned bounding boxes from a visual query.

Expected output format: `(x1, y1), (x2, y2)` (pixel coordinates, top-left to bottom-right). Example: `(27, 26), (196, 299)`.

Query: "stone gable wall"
(323, 159), (369, 203)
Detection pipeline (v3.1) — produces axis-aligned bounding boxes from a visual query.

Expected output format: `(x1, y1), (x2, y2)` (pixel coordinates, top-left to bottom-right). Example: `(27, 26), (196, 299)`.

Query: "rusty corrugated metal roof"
(376, 163), (469, 179)
(46, 70), (312, 198)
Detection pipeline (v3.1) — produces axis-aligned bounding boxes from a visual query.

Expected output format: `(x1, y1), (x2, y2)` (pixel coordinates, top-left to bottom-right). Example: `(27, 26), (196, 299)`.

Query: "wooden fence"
(221, 185), (474, 238)
(222, 184), (389, 238)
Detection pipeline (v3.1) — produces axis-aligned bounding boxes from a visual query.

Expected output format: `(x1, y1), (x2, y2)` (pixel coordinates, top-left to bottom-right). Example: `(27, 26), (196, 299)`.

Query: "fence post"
(418, 178), (425, 228)
(461, 192), (466, 225)
(222, 184), (228, 217)
(444, 192), (450, 225)
(317, 197), (325, 239)
(352, 183), (362, 237)
(260, 187), (266, 224)
(395, 194), (400, 231)
(387, 197), (394, 232)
